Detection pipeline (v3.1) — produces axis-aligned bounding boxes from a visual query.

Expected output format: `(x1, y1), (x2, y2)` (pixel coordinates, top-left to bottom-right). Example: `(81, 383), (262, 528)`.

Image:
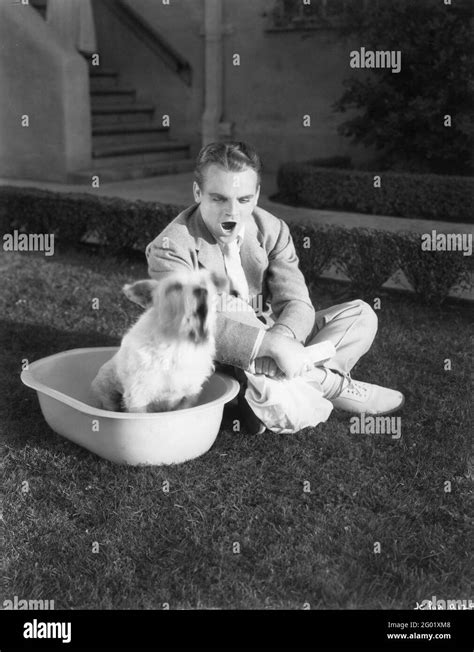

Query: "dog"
(91, 270), (225, 413)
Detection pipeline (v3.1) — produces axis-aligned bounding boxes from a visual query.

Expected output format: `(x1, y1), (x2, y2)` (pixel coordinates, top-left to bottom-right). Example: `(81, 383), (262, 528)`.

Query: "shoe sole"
(381, 393), (405, 416)
(333, 393), (406, 416)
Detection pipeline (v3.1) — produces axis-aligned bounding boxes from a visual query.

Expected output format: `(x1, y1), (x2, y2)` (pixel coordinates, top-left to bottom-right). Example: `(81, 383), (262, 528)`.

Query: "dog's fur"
(91, 270), (225, 413)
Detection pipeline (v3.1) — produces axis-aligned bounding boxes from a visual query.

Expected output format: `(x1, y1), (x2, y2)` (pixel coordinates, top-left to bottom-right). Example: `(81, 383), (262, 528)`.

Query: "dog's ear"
(122, 280), (160, 308)
(210, 272), (229, 294)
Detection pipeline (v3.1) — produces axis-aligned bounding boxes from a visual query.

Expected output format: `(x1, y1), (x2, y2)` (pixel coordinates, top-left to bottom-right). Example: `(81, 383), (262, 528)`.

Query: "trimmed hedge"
(292, 224), (471, 305)
(1, 186), (471, 306)
(0, 186), (183, 254)
(292, 224), (346, 288)
(335, 229), (403, 299)
(394, 231), (472, 306)
(277, 162), (474, 223)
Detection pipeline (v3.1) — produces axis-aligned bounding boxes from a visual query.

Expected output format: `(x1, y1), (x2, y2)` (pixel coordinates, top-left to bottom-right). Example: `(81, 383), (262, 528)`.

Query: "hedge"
(0, 186), (183, 254)
(1, 186), (471, 306)
(277, 162), (474, 223)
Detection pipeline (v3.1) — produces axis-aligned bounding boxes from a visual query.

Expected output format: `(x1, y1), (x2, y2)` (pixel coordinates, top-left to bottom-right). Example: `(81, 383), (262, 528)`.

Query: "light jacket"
(145, 203), (315, 370)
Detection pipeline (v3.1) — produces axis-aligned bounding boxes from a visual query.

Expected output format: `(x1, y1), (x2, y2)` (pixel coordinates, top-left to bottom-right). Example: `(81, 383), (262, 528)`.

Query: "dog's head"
(123, 270), (227, 344)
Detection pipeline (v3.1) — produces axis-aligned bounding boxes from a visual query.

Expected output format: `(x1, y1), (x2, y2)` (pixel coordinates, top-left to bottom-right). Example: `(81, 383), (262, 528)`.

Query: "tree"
(334, 0), (474, 175)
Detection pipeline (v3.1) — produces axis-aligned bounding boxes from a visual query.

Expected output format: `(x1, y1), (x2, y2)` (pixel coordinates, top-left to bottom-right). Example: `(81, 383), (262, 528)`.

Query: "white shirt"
(219, 225), (249, 302)
(216, 225), (265, 364)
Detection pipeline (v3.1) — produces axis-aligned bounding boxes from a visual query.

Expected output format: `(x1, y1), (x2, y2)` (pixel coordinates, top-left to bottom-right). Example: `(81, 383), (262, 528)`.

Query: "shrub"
(1, 187), (89, 244)
(1, 186), (471, 306)
(0, 186), (184, 253)
(334, 0), (474, 175)
(335, 228), (402, 299)
(292, 223), (346, 290)
(87, 199), (180, 254)
(395, 232), (472, 306)
(277, 162), (474, 223)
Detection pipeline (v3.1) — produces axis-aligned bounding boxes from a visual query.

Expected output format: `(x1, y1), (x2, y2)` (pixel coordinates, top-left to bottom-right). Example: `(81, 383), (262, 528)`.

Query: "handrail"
(103, 0), (192, 86)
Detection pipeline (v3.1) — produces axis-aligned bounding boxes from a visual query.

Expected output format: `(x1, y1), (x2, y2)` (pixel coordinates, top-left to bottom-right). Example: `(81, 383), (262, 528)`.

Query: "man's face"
(193, 164), (260, 244)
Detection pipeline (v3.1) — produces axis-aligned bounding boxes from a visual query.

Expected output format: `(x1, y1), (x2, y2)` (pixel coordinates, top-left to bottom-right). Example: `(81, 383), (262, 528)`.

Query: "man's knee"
(354, 299), (378, 340)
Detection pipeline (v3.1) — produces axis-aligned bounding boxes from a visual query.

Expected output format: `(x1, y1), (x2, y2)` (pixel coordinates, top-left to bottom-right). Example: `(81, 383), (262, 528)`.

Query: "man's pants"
(306, 299), (378, 377)
(217, 299), (378, 393)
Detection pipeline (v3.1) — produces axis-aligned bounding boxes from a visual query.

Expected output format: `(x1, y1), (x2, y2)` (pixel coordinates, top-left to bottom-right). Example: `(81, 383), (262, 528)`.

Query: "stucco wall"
(93, 0), (366, 172)
(93, 0), (204, 157)
(2, 0), (367, 181)
(222, 0), (362, 171)
(0, 1), (91, 181)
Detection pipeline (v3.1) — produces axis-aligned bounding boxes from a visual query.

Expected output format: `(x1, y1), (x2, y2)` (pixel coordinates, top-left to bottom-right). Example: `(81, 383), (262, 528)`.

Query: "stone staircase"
(30, 0), (194, 183)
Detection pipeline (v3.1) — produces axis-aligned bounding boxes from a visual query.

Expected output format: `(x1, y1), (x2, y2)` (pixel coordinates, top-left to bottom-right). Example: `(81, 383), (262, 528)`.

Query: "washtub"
(20, 347), (240, 466)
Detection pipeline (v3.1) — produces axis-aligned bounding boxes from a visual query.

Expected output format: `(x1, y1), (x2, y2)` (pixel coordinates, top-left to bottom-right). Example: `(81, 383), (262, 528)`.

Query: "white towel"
(244, 341), (336, 434)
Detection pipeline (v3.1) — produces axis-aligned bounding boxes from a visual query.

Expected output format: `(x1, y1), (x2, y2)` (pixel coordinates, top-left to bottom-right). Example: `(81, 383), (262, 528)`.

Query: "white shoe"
(331, 378), (405, 415)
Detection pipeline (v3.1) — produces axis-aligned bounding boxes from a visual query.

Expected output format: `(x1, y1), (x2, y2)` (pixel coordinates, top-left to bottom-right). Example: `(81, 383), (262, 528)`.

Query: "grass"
(1, 245), (472, 610)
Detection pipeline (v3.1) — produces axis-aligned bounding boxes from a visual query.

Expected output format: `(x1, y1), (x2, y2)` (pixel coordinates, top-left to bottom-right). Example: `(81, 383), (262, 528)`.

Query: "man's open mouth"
(220, 221), (237, 234)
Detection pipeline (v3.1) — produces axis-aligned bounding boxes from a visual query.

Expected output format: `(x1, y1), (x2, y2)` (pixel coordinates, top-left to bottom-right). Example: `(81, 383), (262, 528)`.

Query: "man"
(145, 141), (404, 433)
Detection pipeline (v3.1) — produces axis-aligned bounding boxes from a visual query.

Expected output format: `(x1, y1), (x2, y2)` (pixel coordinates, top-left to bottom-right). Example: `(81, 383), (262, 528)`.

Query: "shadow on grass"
(1, 319), (119, 449)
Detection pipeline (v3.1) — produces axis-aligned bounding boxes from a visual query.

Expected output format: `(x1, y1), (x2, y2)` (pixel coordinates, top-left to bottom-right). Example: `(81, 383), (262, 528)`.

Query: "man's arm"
(146, 234), (265, 370)
(266, 218), (315, 343)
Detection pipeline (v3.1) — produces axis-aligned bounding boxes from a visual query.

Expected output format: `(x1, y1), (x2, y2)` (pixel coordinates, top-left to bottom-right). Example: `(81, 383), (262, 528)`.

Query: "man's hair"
(194, 141), (262, 189)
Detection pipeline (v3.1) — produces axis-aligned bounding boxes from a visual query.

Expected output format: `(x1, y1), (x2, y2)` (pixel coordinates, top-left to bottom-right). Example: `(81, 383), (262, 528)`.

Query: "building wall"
(93, 0), (204, 157)
(222, 0), (363, 171)
(0, 2), (91, 182)
(94, 0), (366, 172)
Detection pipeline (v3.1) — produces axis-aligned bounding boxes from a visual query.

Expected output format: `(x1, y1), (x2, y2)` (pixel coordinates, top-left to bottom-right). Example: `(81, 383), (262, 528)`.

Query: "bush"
(334, 0), (474, 175)
(87, 199), (180, 254)
(1, 186), (471, 306)
(334, 228), (402, 300)
(277, 162), (474, 222)
(0, 186), (184, 254)
(1, 187), (89, 244)
(292, 223), (346, 290)
(395, 232), (472, 306)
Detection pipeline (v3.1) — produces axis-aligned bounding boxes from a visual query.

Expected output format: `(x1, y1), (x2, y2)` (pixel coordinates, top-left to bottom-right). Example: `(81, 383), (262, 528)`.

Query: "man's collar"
(233, 223), (245, 249)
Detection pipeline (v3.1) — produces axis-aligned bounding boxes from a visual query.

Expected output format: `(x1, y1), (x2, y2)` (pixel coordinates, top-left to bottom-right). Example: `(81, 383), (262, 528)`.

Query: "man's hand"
(253, 356), (282, 378)
(252, 324), (296, 377)
(257, 332), (312, 379)
(253, 325), (298, 377)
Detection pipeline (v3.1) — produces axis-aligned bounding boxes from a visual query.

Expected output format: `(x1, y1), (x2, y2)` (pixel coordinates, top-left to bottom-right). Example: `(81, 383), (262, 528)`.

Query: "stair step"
(91, 88), (137, 105)
(89, 75), (119, 91)
(68, 157), (195, 184)
(89, 68), (119, 78)
(92, 103), (155, 126)
(93, 140), (187, 158)
(90, 70), (120, 91)
(93, 122), (170, 146)
(92, 141), (190, 166)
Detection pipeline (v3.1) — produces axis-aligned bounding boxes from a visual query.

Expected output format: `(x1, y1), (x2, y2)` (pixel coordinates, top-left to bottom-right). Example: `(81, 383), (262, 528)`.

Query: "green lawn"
(1, 246), (472, 609)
